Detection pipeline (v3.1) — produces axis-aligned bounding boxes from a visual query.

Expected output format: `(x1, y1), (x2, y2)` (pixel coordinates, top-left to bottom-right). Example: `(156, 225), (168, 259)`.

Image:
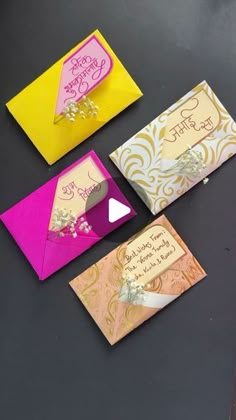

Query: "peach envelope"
(6, 30), (143, 165)
(0, 151), (136, 280)
(70, 215), (206, 345)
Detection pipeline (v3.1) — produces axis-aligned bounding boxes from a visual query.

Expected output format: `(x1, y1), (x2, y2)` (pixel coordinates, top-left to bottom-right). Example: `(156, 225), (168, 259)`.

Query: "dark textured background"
(1, 1), (236, 419)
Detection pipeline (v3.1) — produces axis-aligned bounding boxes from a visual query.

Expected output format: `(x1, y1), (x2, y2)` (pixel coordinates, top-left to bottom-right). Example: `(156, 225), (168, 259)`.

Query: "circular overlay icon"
(84, 176), (153, 244)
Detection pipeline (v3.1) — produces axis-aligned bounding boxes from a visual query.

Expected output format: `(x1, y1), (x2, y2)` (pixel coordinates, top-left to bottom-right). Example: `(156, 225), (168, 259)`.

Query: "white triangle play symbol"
(108, 198), (131, 223)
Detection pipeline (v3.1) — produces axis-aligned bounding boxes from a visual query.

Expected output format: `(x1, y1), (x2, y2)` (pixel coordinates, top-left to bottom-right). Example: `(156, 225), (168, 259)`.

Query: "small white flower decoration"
(62, 96), (99, 123)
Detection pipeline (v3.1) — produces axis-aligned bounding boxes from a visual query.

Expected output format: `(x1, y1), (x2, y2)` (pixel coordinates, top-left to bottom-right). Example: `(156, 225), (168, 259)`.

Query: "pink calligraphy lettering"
(58, 172), (101, 202)
(56, 35), (113, 115)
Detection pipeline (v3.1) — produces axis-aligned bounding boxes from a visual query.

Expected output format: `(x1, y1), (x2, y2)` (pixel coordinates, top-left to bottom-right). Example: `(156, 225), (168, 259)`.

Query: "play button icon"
(108, 198), (131, 223)
(84, 177), (151, 243)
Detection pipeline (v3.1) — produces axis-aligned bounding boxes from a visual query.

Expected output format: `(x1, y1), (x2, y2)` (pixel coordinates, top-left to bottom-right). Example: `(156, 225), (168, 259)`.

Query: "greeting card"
(0, 151), (136, 280)
(6, 30), (142, 164)
(110, 81), (236, 215)
(70, 215), (206, 345)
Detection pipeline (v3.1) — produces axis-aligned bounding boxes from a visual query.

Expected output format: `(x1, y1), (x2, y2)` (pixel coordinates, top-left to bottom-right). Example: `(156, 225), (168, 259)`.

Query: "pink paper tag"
(55, 35), (113, 116)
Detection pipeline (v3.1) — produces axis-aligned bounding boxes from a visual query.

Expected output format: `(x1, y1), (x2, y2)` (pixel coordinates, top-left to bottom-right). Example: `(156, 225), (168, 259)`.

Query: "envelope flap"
(55, 29), (142, 123)
(0, 176), (58, 277)
(41, 235), (99, 280)
(160, 80), (235, 171)
(55, 34), (113, 118)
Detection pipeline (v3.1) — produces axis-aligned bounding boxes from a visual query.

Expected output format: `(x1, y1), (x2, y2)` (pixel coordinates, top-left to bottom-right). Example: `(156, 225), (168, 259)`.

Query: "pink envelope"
(0, 151), (136, 280)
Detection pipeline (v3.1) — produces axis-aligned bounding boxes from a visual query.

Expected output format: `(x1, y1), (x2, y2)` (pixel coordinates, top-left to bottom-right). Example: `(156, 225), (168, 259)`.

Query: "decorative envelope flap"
(70, 215), (206, 345)
(54, 32), (140, 126)
(110, 81), (236, 215)
(55, 34), (113, 123)
(160, 81), (231, 171)
(48, 155), (108, 239)
(0, 151), (136, 280)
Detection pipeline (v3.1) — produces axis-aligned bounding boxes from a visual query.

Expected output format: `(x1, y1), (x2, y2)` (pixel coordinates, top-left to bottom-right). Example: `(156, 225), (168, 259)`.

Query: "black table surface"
(1, 1), (236, 419)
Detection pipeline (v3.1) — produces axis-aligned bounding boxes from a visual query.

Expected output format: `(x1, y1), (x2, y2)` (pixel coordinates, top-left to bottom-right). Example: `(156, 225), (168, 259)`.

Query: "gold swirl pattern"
(110, 81), (236, 215)
(69, 216), (207, 344)
(81, 264), (99, 290)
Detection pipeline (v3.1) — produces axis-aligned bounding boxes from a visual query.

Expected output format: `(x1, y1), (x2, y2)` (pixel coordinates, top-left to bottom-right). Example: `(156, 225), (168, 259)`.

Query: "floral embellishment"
(62, 96), (99, 122)
(51, 208), (92, 238)
(119, 274), (151, 305)
(164, 146), (206, 178)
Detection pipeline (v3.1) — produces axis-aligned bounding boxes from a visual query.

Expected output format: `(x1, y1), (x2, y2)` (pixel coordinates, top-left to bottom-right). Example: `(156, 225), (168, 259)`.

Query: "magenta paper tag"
(55, 35), (113, 116)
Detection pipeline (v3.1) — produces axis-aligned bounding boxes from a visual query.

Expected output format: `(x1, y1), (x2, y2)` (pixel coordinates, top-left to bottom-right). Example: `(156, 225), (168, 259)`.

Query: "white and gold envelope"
(110, 81), (236, 215)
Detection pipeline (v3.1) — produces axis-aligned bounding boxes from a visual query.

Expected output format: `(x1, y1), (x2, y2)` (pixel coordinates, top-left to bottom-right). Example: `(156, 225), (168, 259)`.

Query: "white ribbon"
(119, 284), (178, 309)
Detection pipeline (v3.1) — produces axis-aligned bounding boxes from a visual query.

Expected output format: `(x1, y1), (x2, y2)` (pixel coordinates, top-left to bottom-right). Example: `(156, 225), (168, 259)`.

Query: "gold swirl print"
(107, 245), (126, 288)
(103, 291), (120, 340)
(231, 121), (236, 134)
(176, 179), (192, 196)
(116, 243), (126, 267)
(146, 276), (162, 293)
(162, 181), (175, 197)
(125, 304), (144, 324)
(81, 264), (100, 293)
(218, 140), (236, 163)
(124, 153), (145, 173)
(117, 147), (132, 166)
(69, 215), (207, 344)
(147, 173), (156, 183)
(110, 81), (236, 216)
(78, 264), (101, 309)
(172, 175), (184, 185)
(216, 136), (236, 164)
(158, 111), (168, 125)
(107, 291), (119, 321)
(197, 141), (209, 164)
(134, 132), (155, 157)
(156, 197), (169, 211)
(182, 256), (206, 285)
(171, 280), (187, 294)
(132, 143), (153, 169)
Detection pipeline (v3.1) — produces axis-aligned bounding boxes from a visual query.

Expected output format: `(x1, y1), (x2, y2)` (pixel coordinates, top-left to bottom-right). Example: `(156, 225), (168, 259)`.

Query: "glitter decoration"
(164, 146), (206, 178)
(51, 208), (92, 238)
(62, 96), (99, 123)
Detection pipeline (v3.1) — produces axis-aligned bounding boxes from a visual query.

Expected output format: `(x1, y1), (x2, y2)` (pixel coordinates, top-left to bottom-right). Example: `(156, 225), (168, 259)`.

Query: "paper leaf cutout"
(55, 35), (113, 117)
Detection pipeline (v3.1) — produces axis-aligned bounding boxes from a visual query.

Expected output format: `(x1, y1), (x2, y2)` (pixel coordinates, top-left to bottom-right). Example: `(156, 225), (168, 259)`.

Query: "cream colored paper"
(123, 225), (185, 285)
(162, 89), (221, 159)
(49, 156), (107, 228)
(110, 81), (236, 215)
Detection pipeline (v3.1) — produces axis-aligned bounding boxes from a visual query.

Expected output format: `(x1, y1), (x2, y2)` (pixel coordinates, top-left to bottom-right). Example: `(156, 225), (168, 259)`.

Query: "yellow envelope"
(6, 30), (143, 165)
